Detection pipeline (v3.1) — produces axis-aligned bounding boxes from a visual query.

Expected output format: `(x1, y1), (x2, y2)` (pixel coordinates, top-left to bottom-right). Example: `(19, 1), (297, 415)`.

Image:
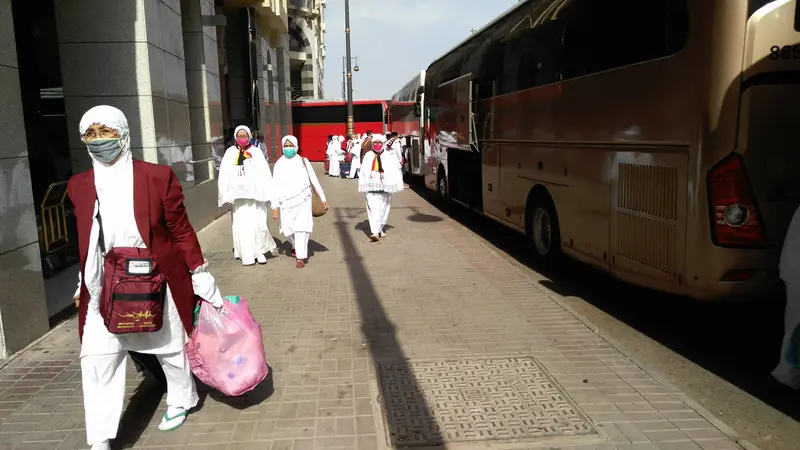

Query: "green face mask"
(283, 148), (297, 158)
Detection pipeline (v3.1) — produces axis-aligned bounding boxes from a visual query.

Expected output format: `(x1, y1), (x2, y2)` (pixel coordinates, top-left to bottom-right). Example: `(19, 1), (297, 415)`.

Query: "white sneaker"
(379, 231), (386, 238)
(91, 441), (111, 450)
(256, 255), (267, 264)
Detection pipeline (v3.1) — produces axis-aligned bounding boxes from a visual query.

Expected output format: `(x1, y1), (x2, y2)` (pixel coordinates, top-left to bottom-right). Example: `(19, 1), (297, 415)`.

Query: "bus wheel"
(437, 167), (448, 198)
(527, 193), (562, 264)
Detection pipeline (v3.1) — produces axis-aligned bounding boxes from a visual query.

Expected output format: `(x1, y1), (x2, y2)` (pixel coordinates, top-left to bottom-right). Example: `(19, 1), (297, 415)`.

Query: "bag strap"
(95, 197), (106, 254)
(300, 158), (316, 193)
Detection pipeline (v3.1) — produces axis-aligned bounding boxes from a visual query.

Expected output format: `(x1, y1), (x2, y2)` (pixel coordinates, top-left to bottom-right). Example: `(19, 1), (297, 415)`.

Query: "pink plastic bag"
(185, 296), (269, 396)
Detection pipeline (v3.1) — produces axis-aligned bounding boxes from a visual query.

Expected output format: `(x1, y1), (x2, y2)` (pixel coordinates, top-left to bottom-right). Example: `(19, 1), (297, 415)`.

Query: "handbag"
(301, 158), (327, 217)
(96, 203), (167, 334)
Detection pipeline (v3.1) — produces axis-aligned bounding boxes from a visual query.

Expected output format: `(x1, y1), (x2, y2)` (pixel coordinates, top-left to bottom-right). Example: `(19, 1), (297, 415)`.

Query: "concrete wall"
(0, 0), (50, 358)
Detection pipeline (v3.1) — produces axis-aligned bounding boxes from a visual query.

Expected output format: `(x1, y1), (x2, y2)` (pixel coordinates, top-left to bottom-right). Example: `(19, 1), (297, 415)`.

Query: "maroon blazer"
(68, 160), (205, 342)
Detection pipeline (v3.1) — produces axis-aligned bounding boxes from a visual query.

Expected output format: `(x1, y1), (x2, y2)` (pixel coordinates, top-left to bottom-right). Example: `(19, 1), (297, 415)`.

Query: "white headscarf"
(79, 105), (135, 250)
(282, 135), (298, 148)
(218, 124), (274, 206)
(234, 125), (252, 143)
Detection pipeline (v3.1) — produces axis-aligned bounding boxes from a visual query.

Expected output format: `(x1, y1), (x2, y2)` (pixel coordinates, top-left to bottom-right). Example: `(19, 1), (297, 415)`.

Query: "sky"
(321, 0), (518, 100)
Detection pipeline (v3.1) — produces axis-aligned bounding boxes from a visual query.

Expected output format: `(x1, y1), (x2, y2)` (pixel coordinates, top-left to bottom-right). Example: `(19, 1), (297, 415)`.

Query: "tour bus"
(389, 70), (426, 176)
(291, 99), (389, 161)
(420, 0), (799, 300)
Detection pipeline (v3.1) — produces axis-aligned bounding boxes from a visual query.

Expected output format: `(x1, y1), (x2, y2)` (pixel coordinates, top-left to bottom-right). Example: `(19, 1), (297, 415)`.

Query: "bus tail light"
(707, 153), (767, 248)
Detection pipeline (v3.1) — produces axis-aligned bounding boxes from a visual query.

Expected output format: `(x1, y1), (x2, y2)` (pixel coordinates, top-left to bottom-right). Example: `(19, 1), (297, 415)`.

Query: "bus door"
(475, 80), (501, 219)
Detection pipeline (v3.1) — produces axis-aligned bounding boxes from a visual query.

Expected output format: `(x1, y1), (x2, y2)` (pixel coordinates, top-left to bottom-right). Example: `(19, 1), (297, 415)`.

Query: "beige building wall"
(0, 0), (51, 358)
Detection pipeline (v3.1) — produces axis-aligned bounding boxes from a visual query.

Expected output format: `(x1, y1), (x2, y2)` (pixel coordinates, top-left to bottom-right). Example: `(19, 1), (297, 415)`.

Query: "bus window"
(560, 0), (688, 80)
(292, 105), (347, 123)
(501, 18), (565, 93)
(353, 103), (383, 122)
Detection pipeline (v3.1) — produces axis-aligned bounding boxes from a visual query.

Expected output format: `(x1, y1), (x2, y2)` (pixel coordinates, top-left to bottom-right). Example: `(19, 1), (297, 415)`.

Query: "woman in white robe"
(775, 206), (800, 389)
(71, 106), (225, 449)
(327, 136), (342, 177)
(271, 135), (329, 268)
(218, 125), (278, 266)
(358, 134), (404, 241)
(347, 133), (362, 179)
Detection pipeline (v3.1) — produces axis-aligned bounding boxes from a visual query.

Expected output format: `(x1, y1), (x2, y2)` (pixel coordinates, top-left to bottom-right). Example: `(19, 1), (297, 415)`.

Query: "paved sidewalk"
(0, 166), (755, 449)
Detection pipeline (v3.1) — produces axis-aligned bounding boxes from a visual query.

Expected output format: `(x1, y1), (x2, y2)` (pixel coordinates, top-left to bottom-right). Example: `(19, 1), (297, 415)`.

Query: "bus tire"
(526, 190), (562, 264)
(437, 165), (448, 199)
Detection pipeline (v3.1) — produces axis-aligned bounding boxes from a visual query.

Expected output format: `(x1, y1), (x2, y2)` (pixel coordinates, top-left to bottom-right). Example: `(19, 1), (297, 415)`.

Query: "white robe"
(386, 138), (404, 170)
(218, 145), (277, 264)
(347, 139), (362, 179)
(358, 150), (404, 194)
(775, 205), (800, 388)
(272, 156), (327, 235)
(327, 141), (341, 177)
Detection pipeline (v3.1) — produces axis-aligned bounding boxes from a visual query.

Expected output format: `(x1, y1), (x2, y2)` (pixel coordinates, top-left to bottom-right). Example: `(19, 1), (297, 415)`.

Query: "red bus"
(291, 99), (389, 161)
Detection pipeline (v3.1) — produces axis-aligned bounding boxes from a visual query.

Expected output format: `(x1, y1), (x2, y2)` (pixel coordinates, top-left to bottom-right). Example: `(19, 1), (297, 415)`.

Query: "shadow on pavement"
(410, 181), (800, 421)
(333, 208), (446, 448)
(198, 368), (275, 410)
(354, 220), (395, 237)
(113, 378), (165, 449)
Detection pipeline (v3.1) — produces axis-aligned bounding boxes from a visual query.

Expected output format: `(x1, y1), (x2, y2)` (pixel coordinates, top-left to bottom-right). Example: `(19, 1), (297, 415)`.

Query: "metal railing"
(39, 181), (69, 253)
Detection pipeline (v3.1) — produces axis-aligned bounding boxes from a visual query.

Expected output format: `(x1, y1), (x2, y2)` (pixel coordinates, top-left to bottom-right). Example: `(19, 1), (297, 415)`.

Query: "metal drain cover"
(377, 357), (597, 445)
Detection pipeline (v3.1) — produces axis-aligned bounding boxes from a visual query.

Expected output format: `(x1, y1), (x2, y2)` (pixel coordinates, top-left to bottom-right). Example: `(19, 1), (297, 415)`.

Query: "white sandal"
(158, 408), (188, 431)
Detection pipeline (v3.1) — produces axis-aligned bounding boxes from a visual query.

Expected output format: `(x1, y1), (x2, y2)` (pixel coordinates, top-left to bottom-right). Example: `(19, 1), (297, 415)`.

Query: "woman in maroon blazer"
(69, 106), (223, 450)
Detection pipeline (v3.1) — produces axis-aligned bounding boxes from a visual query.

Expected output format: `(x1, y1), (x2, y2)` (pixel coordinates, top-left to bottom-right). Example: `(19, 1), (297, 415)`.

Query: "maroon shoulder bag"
(96, 203), (167, 334)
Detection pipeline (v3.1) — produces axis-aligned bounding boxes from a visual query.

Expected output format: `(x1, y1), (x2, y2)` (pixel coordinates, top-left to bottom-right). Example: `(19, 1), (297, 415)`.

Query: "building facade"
(0, 0), (295, 359)
(287, 0), (326, 100)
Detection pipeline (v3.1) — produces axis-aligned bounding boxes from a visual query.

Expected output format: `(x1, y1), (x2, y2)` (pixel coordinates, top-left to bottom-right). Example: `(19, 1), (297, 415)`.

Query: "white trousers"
(774, 281), (800, 389)
(329, 158), (341, 177)
(287, 231), (310, 260)
(365, 192), (392, 235)
(81, 351), (198, 445)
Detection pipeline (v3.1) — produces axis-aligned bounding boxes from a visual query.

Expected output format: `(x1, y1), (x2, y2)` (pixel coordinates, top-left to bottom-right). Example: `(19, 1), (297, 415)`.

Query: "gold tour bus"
(419, 0), (800, 300)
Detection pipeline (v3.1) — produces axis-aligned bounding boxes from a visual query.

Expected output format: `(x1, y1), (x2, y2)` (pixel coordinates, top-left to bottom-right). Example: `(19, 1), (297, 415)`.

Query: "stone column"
(275, 34), (292, 140)
(181, 0), (222, 183)
(55, 0), (192, 184)
(224, 7), (251, 127)
(0, 0), (50, 358)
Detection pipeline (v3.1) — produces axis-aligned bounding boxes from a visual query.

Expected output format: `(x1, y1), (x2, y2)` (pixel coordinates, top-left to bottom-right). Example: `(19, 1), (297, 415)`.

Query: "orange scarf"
(235, 146), (252, 165)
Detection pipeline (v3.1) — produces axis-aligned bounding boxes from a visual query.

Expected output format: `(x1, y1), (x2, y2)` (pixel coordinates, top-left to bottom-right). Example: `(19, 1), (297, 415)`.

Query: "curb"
(430, 198), (758, 450)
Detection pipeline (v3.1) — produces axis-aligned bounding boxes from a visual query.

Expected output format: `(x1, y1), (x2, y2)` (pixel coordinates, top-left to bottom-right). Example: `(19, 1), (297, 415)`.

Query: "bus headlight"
(723, 204), (750, 227)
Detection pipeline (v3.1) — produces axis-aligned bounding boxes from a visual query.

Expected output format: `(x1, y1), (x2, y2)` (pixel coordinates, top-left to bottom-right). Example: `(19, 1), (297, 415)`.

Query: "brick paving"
(0, 164), (756, 449)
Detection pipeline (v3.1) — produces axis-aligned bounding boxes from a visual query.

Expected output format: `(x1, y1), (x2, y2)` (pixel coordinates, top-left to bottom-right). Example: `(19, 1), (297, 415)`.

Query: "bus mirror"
(413, 103), (421, 118)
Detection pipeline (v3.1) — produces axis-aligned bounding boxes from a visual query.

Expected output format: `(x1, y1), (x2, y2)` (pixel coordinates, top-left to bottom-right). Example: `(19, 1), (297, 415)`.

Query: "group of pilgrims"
(217, 127), (405, 270)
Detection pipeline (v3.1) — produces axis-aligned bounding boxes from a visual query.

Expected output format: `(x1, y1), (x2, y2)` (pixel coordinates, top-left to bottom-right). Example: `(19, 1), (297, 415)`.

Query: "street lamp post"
(344, 0), (355, 137)
(341, 56), (358, 99)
